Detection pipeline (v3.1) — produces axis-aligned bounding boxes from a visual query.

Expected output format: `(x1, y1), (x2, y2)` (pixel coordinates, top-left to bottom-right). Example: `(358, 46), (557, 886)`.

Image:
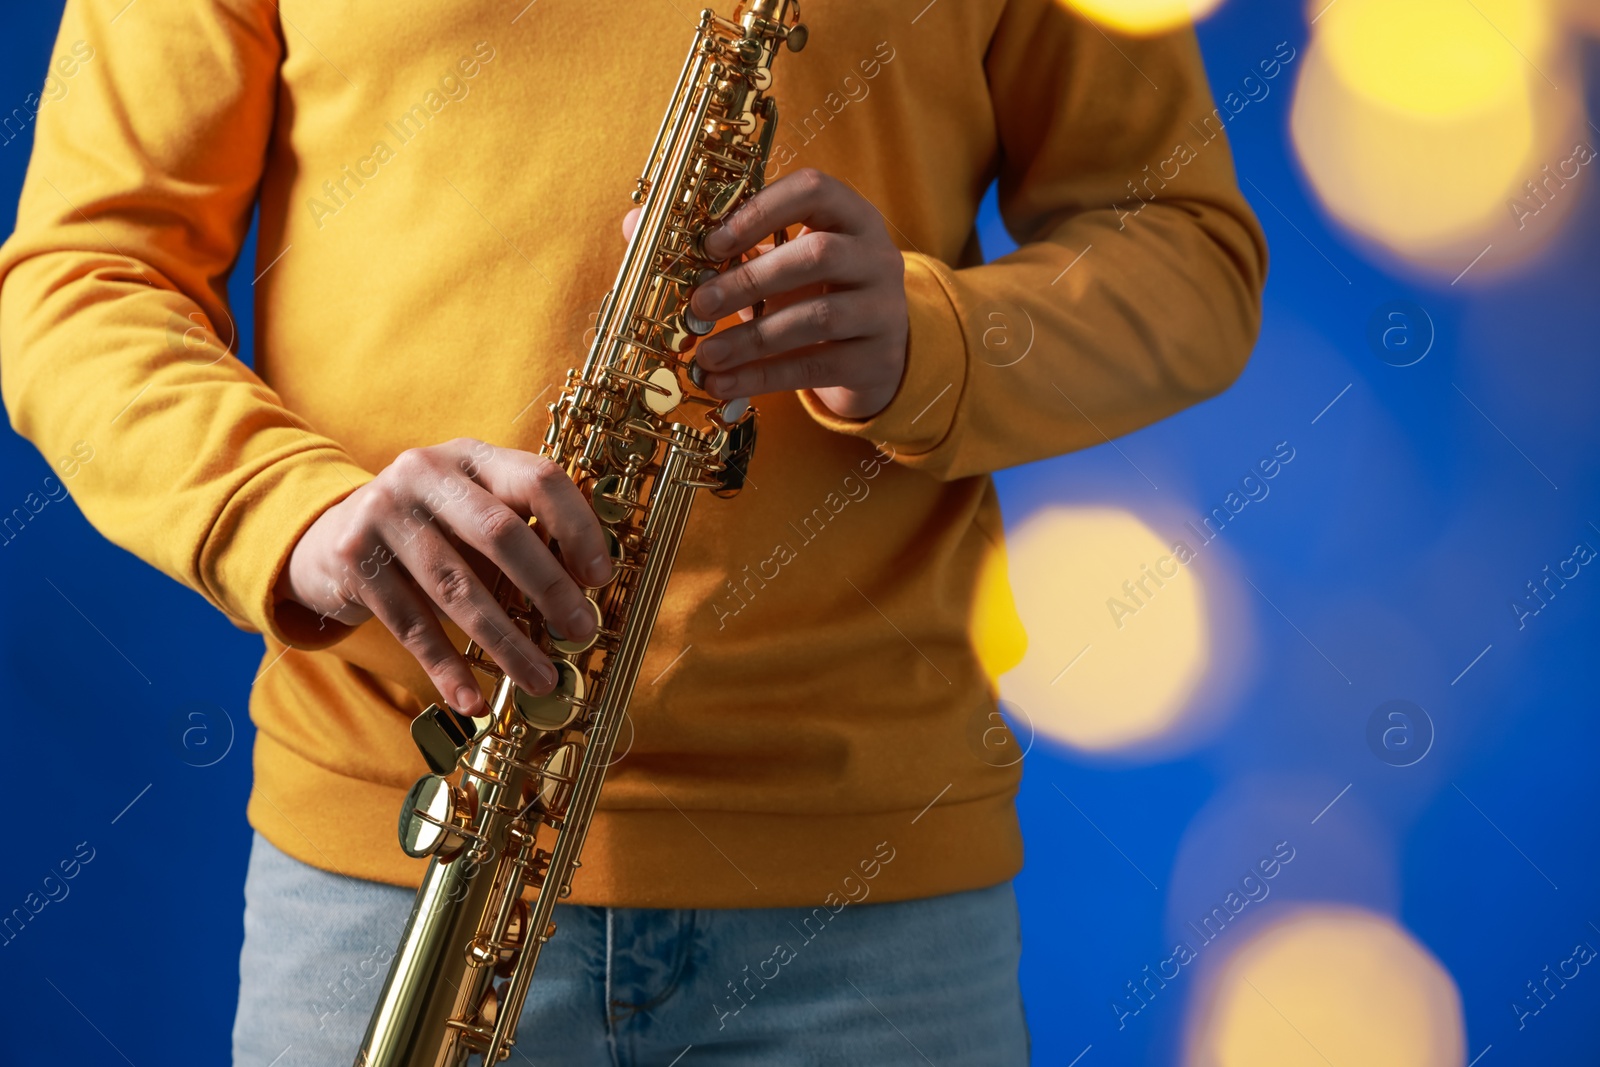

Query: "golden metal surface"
(643, 366), (684, 415)
(544, 596), (603, 655)
(511, 659), (583, 732)
(353, 4), (805, 1064)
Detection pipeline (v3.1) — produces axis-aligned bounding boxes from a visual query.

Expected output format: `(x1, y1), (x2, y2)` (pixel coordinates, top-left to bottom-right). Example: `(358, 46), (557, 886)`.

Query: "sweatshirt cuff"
(205, 449), (376, 650)
(798, 251), (966, 456)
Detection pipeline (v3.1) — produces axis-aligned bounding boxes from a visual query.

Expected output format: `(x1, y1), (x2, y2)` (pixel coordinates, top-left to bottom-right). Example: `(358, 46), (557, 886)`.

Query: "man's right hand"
(274, 438), (612, 716)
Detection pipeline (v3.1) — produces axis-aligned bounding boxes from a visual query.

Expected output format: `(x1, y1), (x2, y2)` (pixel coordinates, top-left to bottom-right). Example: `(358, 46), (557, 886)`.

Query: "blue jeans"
(232, 833), (1028, 1065)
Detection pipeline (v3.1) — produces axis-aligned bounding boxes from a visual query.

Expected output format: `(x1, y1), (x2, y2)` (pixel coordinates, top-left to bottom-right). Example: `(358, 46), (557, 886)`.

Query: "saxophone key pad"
(680, 268), (721, 337)
(398, 774), (457, 858)
(513, 658), (584, 732)
(643, 366), (684, 415)
(590, 475), (633, 524)
(681, 306), (718, 337)
(537, 742), (583, 816)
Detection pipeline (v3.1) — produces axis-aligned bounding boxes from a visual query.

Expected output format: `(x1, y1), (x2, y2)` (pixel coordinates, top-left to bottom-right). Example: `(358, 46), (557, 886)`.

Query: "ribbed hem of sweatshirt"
(247, 729), (1024, 909)
(797, 251), (966, 457)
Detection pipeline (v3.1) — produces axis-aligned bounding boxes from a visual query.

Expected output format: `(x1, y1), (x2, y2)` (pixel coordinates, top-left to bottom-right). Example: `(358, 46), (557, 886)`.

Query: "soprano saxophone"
(354, 4), (806, 1064)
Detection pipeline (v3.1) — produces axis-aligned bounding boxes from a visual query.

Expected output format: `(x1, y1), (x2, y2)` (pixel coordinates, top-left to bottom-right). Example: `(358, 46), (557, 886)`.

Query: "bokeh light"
(1058, 0), (1227, 37)
(1291, 40), (1531, 254)
(996, 506), (1211, 752)
(1318, 0), (1551, 118)
(969, 537), (1029, 686)
(1185, 907), (1466, 1067)
(1289, 0), (1584, 274)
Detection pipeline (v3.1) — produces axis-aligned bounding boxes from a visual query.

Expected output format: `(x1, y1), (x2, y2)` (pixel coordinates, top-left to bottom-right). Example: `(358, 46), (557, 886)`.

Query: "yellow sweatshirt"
(0, 0), (1265, 907)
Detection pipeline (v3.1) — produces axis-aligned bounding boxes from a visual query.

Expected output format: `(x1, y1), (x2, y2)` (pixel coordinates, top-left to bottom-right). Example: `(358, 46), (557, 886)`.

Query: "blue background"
(1, 3), (1596, 1065)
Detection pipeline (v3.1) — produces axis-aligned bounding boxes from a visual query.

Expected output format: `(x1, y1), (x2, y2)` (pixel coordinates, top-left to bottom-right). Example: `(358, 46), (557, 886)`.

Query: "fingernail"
(533, 660), (558, 691)
(707, 373), (735, 396)
(454, 684), (482, 713)
(695, 283), (723, 314)
(566, 605), (596, 638)
(705, 228), (731, 256)
(698, 338), (726, 367)
(585, 553), (612, 585)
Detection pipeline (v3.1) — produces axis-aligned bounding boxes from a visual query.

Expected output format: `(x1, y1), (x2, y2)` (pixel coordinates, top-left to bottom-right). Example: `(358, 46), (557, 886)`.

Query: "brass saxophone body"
(353, 5), (805, 1064)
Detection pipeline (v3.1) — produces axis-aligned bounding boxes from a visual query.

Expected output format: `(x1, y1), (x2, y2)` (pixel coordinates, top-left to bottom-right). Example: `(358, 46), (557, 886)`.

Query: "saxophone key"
(545, 595), (603, 655)
(470, 986), (499, 1026)
(493, 899), (531, 977)
(512, 659), (584, 732)
(680, 305), (718, 337)
(706, 174), (750, 218)
(398, 774), (470, 858)
(411, 703), (488, 776)
(536, 742), (583, 816)
(602, 527), (626, 578)
(589, 475), (634, 524)
(643, 366), (684, 415)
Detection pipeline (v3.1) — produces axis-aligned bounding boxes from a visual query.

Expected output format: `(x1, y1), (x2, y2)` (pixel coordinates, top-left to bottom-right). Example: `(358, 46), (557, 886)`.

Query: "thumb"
(621, 207), (641, 242)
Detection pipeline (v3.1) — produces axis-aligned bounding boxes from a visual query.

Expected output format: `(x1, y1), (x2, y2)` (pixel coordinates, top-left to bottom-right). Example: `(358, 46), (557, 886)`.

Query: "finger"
(390, 523), (559, 699)
(387, 442), (606, 615)
(622, 207), (641, 241)
(702, 168), (872, 261)
(696, 291), (877, 373)
(702, 339), (880, 399)
(357, 567), (495, 716)
(429, 470), (604, 644)
(452, 538), (506, 595)
(462, 444), (613, 589)
(690, 230), (873, 321)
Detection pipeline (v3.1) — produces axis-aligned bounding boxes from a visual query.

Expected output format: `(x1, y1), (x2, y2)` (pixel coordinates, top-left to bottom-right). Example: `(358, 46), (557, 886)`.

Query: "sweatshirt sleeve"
(0, 0), (374, 646)
(799, 1), (1270, 480)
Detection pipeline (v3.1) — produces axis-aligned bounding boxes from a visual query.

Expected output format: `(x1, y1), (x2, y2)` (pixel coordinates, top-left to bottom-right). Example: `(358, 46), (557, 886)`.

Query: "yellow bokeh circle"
(1186, 907), (1465, 1067)
(1318, 0), (1551, 118)
(990, 506), (1210, 753)
(1290, 0), (1583, 271)
(1291, 41), (1535, 255)
(969, 538), (1030, 686)
(1060, 0), (1227, 36)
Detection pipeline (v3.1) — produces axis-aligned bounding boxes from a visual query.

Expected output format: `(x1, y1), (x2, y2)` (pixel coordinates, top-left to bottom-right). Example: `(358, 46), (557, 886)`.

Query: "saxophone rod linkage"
(479, 462), (700, 1062)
